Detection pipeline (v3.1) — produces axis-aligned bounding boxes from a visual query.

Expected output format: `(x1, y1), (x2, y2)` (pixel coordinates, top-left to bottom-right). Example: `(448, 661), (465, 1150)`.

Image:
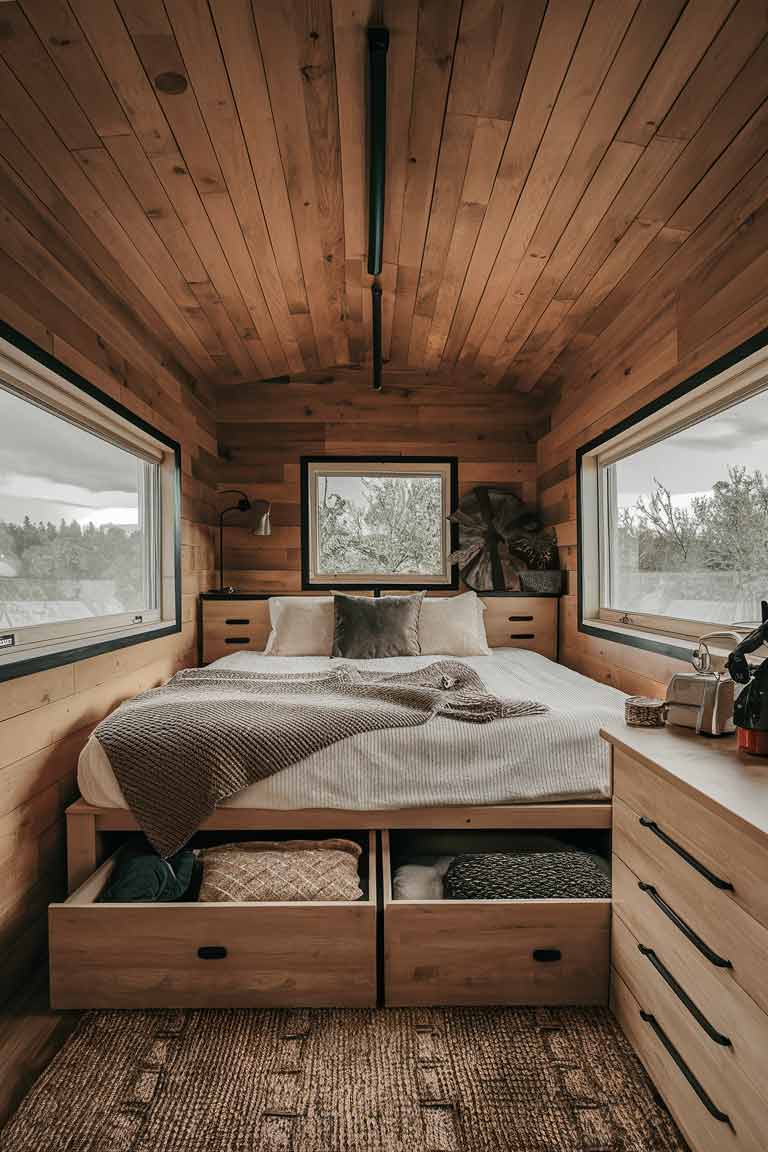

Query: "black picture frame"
(0, 320), (182, 683)
(300, 455), (459, 591)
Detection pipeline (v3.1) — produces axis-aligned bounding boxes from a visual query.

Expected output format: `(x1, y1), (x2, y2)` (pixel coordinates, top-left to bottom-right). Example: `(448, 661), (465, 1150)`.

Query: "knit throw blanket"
(94, 662), (548, 857)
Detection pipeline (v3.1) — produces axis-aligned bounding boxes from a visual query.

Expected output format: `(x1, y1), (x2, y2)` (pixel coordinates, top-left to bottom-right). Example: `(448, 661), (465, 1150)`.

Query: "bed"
(67, 636), (626, 891)
(58, 596), (627, 1008)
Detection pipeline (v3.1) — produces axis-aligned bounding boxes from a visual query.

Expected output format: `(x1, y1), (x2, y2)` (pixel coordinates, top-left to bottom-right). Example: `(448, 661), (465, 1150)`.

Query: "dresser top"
(602, 723), (768, 844)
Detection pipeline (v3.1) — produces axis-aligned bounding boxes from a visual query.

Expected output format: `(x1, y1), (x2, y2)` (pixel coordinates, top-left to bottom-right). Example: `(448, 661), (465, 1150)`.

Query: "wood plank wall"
(537, 161), (768, 698)
(0, 276), (217, 1008)
(216, 372), (549, 591)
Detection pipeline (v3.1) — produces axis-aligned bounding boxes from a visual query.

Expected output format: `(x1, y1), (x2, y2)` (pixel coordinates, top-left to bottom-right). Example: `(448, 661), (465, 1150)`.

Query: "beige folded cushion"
(198, 838), (363, 902)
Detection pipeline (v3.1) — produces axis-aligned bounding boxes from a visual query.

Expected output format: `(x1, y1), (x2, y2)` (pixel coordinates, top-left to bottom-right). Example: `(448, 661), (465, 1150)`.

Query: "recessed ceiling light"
(155, 72), (188, 95)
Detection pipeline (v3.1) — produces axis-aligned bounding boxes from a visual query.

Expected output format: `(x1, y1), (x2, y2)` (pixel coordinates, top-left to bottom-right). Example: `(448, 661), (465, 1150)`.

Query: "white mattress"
(78, 649), (625, 811)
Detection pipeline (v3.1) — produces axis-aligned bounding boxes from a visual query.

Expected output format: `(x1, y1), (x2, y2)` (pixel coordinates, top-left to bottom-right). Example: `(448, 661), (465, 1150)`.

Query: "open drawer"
(382, 829), (610, 1007)
(49, 832), (377, 1010)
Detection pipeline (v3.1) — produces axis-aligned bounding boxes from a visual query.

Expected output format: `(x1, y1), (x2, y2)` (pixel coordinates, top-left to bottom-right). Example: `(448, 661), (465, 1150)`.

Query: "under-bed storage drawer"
(49, 833), (377, 1010)
(382, 829), (610, 1007)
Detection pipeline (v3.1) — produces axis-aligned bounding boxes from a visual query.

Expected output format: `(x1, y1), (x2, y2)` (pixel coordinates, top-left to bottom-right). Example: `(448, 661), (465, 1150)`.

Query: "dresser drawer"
(613, 911), (767, 1152)
(382, 830), (609, 1006)
(613, 854), (768, 1105)
(612, 970), (746, 1152)
(50, 834), (377, 1009)
(613, 749), (768, 930)
(613, 795), (768, 1016)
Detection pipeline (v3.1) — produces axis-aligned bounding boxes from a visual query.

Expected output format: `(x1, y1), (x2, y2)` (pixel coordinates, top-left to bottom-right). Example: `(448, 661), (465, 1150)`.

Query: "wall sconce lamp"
(216, 489), (271, 593)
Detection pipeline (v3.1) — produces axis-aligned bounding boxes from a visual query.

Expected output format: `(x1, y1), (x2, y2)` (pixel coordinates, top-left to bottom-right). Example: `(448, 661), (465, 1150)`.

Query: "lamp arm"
(217, 490), (249, 593)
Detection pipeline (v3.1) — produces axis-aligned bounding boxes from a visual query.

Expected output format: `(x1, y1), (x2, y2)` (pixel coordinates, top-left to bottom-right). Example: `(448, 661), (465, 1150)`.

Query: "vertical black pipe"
(371, 283), (383, 391)
(367, 26), (389, 278)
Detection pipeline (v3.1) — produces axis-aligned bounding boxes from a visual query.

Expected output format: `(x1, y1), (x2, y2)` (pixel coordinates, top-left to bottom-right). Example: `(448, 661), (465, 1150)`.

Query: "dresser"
(603, 724), (768, 1152)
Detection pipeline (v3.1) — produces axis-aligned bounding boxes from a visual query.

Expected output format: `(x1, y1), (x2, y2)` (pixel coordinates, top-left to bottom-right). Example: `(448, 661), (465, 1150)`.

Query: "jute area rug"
(0, 1006), (687, 1152)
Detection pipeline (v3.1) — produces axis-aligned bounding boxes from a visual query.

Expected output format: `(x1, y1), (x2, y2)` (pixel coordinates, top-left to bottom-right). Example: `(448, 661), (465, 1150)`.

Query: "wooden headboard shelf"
(200, 594), (558, 665)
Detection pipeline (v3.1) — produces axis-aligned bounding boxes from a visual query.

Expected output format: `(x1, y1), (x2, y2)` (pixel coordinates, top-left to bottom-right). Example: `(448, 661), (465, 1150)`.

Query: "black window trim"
(0, 320), (182, 684)
(300, 454), (459, 591)
(576, 324), (768, 662)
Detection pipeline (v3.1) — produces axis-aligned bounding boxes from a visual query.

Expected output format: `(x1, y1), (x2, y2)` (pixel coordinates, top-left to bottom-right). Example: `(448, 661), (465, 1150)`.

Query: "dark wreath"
(448, 486), (560, 594)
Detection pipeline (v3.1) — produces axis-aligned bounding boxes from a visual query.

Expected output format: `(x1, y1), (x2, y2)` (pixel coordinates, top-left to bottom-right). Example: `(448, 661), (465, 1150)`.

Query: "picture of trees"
(316, 473), (444, 576)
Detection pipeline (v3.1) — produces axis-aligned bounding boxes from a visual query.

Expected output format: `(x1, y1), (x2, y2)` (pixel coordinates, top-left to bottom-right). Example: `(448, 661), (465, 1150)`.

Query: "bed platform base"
(65, 798), (611, 893)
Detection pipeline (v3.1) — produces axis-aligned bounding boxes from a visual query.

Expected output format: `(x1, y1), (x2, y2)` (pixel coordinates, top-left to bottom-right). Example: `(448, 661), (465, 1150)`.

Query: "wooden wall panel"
(0, 250), (217, 1012)
(216, 372), (547, 591)
(537, 147), (768, 694)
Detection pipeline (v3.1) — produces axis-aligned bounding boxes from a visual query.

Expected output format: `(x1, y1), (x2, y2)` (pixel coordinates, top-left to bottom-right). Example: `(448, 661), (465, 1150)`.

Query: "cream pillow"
(264, 596), (333, 655)
(418, 591), (491, 656)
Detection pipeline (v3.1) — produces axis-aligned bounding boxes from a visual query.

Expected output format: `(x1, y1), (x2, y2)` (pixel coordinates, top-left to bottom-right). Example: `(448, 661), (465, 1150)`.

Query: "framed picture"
(301, 456), (458, 590)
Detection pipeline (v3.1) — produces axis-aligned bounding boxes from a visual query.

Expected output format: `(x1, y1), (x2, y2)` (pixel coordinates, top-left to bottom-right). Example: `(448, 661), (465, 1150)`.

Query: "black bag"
(444, 850), (611, 901)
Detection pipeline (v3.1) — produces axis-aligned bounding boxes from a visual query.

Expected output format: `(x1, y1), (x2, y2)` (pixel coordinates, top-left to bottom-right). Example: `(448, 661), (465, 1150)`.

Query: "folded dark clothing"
(98, 848), (199, 903)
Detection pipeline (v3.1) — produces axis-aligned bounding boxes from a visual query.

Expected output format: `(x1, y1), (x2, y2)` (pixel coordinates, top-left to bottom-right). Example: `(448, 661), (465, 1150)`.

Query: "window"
(0, 326), (181, 680)
(579, 336), (768, 654)
(301, 457), (457, 588)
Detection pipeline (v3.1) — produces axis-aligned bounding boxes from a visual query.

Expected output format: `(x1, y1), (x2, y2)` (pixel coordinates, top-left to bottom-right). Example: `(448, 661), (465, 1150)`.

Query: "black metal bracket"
(638, 945), (732, 1046)
(640, 1011), (731, 1124)
(371, 282), (383, 391)
(367, 26), (389, 277)
(639, 817), (733, 890)
(638, 882), (732, 968)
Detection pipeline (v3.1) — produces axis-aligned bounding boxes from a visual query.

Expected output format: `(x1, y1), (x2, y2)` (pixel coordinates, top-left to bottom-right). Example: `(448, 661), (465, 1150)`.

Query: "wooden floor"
(0, 968), (78, 1131)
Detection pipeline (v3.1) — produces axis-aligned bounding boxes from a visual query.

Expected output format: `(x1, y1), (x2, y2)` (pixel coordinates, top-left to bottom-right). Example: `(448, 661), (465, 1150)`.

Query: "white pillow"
(264, 596), (333, 656)
(418, 591), (491, 656)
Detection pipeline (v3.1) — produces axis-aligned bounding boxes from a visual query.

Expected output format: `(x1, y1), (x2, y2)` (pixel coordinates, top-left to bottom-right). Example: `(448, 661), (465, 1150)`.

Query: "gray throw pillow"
(332, 593), (424, 659)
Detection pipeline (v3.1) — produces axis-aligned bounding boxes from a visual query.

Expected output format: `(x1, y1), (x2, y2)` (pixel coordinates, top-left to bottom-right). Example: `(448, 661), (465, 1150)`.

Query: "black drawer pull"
(638, 882), (732, 969)
(639, 817), (733, 891)
(508, 614), (534, 622)
(533, 948), (561, 963)
(639, 1011), (731, 1124)
(197, 946), (227, 960)
(224, 637), (250, 644)
(510, 633), (535, 640)
(638, 945), (731, 1046)
(225, 617), (250, 625)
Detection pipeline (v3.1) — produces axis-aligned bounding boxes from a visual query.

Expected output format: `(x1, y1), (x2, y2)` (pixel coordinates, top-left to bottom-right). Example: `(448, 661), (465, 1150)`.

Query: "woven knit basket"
(625, 696), (667, 728)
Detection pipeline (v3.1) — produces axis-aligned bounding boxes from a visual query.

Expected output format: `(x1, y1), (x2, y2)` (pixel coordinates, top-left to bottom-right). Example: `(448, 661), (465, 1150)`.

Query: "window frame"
(300, 455), (459, 590)
(0, 321), (182, 683)
(577, 327), (768, 661)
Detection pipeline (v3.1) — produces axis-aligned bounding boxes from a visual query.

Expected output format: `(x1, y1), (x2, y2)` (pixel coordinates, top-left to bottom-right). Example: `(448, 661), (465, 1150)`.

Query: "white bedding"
(77, 649), (625, 811)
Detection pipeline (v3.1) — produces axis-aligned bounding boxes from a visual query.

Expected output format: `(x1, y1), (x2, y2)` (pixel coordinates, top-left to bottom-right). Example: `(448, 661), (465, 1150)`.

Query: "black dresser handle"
(197, 946), (227, 960)
(510, 633), (535, 640)
(508, 615), (534, 622)
(224, 637), (250, 644)
(638, 882), (732, 969)
(532, 948), (561, 963)
(639, 1011), (731, 1124)
(225, 617), (250, 625)
(639, 817), (733, 891)
(638, 945), (731, 1046)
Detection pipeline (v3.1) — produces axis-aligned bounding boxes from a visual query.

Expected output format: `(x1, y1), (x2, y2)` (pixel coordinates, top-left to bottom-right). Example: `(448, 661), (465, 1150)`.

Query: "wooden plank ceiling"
(0, 0), (766, 398)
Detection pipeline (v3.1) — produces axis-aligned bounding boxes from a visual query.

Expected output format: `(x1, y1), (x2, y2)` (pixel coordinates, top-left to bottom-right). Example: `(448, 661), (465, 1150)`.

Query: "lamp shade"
(247, 499), (271, 536)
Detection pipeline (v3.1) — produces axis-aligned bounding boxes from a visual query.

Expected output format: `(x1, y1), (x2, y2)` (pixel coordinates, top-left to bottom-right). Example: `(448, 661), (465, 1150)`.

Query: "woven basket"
(625, 696), (667, 728)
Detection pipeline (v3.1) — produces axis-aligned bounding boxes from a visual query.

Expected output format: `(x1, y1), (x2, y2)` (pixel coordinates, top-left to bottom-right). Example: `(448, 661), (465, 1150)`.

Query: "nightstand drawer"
(202, 599), (270, 663)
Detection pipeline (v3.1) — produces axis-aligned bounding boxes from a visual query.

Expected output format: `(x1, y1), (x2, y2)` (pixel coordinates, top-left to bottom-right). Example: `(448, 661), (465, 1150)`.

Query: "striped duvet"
(78, 648), (626, 811)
